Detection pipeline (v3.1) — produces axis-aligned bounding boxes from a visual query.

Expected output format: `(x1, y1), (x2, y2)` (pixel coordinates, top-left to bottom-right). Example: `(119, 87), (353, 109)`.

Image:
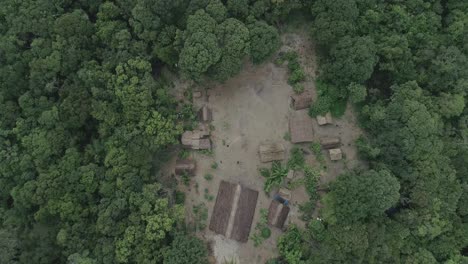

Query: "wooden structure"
(258, 143), (285, 162)
(289, 110), (314, 143)
(198, 105), (212, 122)
(268, 200), (290, 229)
(320, 137), (341, 149)
(181, 125), (211, 150)
(316, 112), (333, 126)
(175, 159), (196, 175)
(291, 90), (312, 110)
(209, 181), (259, 243)
(329, 148), (343, 161)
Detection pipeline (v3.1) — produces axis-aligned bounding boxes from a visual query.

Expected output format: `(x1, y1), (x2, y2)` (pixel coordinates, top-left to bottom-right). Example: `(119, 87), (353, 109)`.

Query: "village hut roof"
(316, 112), (333, 126)
(259, 143), (285, 162)
(291, 90), (313, 110)
(289, 110), (314, 143)
(210, 180), (259, 243)
(329, 148), (343, 161)
(175, 159), (196, 175)
(320, 137), (341, 149)
(267, 200), (290, 229)
(198, 105), (212, 122)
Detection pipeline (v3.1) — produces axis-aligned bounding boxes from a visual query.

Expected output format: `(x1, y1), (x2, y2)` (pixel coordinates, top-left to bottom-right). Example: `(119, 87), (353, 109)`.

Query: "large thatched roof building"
(209, 180), (259, 243)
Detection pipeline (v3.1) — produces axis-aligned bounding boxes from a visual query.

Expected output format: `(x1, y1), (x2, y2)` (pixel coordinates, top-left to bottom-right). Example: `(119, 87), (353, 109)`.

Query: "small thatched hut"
(320, 137), (341, 149)
(289, 110), (314, 143)
(329, 148), (343, 161)
(316, 112), (333, 126)
(198, 105), (212, 122)
(291, 90), (313, 110)
(267, 200), (290, 229)
(258, 143), (285, 162)
(175, 159), (196, 175)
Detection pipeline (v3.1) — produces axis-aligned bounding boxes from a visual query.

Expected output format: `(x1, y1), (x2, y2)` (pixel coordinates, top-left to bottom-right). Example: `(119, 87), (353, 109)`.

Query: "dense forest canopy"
(0, 0), (467, 263)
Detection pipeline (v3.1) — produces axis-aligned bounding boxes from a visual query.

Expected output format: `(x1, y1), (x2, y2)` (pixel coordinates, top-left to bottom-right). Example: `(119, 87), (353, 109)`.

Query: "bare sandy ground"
(162, 32), (364, 263)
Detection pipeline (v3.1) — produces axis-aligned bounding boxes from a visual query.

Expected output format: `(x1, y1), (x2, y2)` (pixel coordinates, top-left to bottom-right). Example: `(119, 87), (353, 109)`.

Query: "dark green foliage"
(322, 170), (400, 224)
(287, 147), (305, 170)
(164, 233), (208, 264)
(260, 161), (288, 193)
(248, 21), (281, 63)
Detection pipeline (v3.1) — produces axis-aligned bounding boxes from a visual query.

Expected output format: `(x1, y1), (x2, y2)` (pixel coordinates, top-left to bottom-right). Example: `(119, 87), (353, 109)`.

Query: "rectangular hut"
(320, 137), (341, 149)
(174, 159), (196, 176)
(289, 110), (314, 143)
(267, 200), (290, 229)
(259, 143), (285, 162)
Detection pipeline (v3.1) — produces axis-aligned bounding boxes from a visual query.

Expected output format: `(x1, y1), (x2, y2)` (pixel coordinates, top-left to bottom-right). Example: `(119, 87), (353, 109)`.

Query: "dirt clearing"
(163, 31), (364, 263)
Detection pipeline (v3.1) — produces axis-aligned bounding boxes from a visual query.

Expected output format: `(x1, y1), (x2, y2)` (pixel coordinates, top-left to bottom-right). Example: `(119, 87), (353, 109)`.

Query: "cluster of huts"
(254, 90), (344, 231)
(174, 104), (213, 176)
(175, 88), (345, 244)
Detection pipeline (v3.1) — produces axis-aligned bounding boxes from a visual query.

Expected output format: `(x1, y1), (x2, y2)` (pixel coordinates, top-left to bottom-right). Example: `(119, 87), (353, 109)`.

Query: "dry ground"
(162, 32), (364, 264)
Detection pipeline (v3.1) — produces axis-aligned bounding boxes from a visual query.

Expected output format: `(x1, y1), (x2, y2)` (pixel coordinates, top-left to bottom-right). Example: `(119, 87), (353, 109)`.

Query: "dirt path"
(163, 31), (364, 264)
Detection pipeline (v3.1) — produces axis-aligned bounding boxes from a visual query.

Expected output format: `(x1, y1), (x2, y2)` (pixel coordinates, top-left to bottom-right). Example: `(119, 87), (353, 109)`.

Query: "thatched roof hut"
(175, 159), (196, 175)
(267, 200), (290, 229)
(320, 137), (341, 149)
(316, 112), (333, 126)
(181, 125), (211, 150)
(289, 110), (314, 143)
(291, 90), (313, 110)
(209, 181), (259, 243)
(198, 105), (212, 122)
(329, 148), (343, 161)
(259, 143), (285, 162)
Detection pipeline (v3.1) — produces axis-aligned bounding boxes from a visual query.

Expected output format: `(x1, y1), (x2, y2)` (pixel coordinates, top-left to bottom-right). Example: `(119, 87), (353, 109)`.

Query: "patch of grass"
(330, 99), (347, 118)
(192, 203), (208, 232)
(310, 142), (326, 167)
(199, 149), (214, 156)
(283, 132), (291, 141)
(251, 209), (270, 247)
(304, 166), (320, 199)
(178, 149), (190, 159)
(287, 147), (305, 170)
(204, 188), (214, 201)
(287, 178), (305, 190)
(209, 124), (215, 131)
(292, 83), (304, 94)
(204, 173), (213, 181)
(299, 200), (316, 222)
(181, 172), (191, 186)
(174, 190), (186, 205)
(211, 162), (218, 169)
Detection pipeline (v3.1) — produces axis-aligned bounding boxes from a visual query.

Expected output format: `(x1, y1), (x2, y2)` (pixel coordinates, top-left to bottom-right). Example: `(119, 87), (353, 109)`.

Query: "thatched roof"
(259, 143), (285, 162)
(291, 90), (313, 110)
(175, 159), (196, 175)
(320, 137), (341, 149)
(209, 180), (259, 243)
(316, 112), (333, 126)
(329, 148), (343, 161)
(198, 105), (212, 122)
(181, 125), (211, 149)
(268, 200), (290, 229)
(289, 110), (314, 143)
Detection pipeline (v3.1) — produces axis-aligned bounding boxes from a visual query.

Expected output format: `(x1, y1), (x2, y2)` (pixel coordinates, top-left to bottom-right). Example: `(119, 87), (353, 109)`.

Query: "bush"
(347, 82), (367, 103)
(288, 68), (305, 84)
(292, 83), (305, 94)
(287, 147), (305, 170)
(204, 174), (213, 181)
(261, 227), (271, 239)
(309, 95), (331, 117)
